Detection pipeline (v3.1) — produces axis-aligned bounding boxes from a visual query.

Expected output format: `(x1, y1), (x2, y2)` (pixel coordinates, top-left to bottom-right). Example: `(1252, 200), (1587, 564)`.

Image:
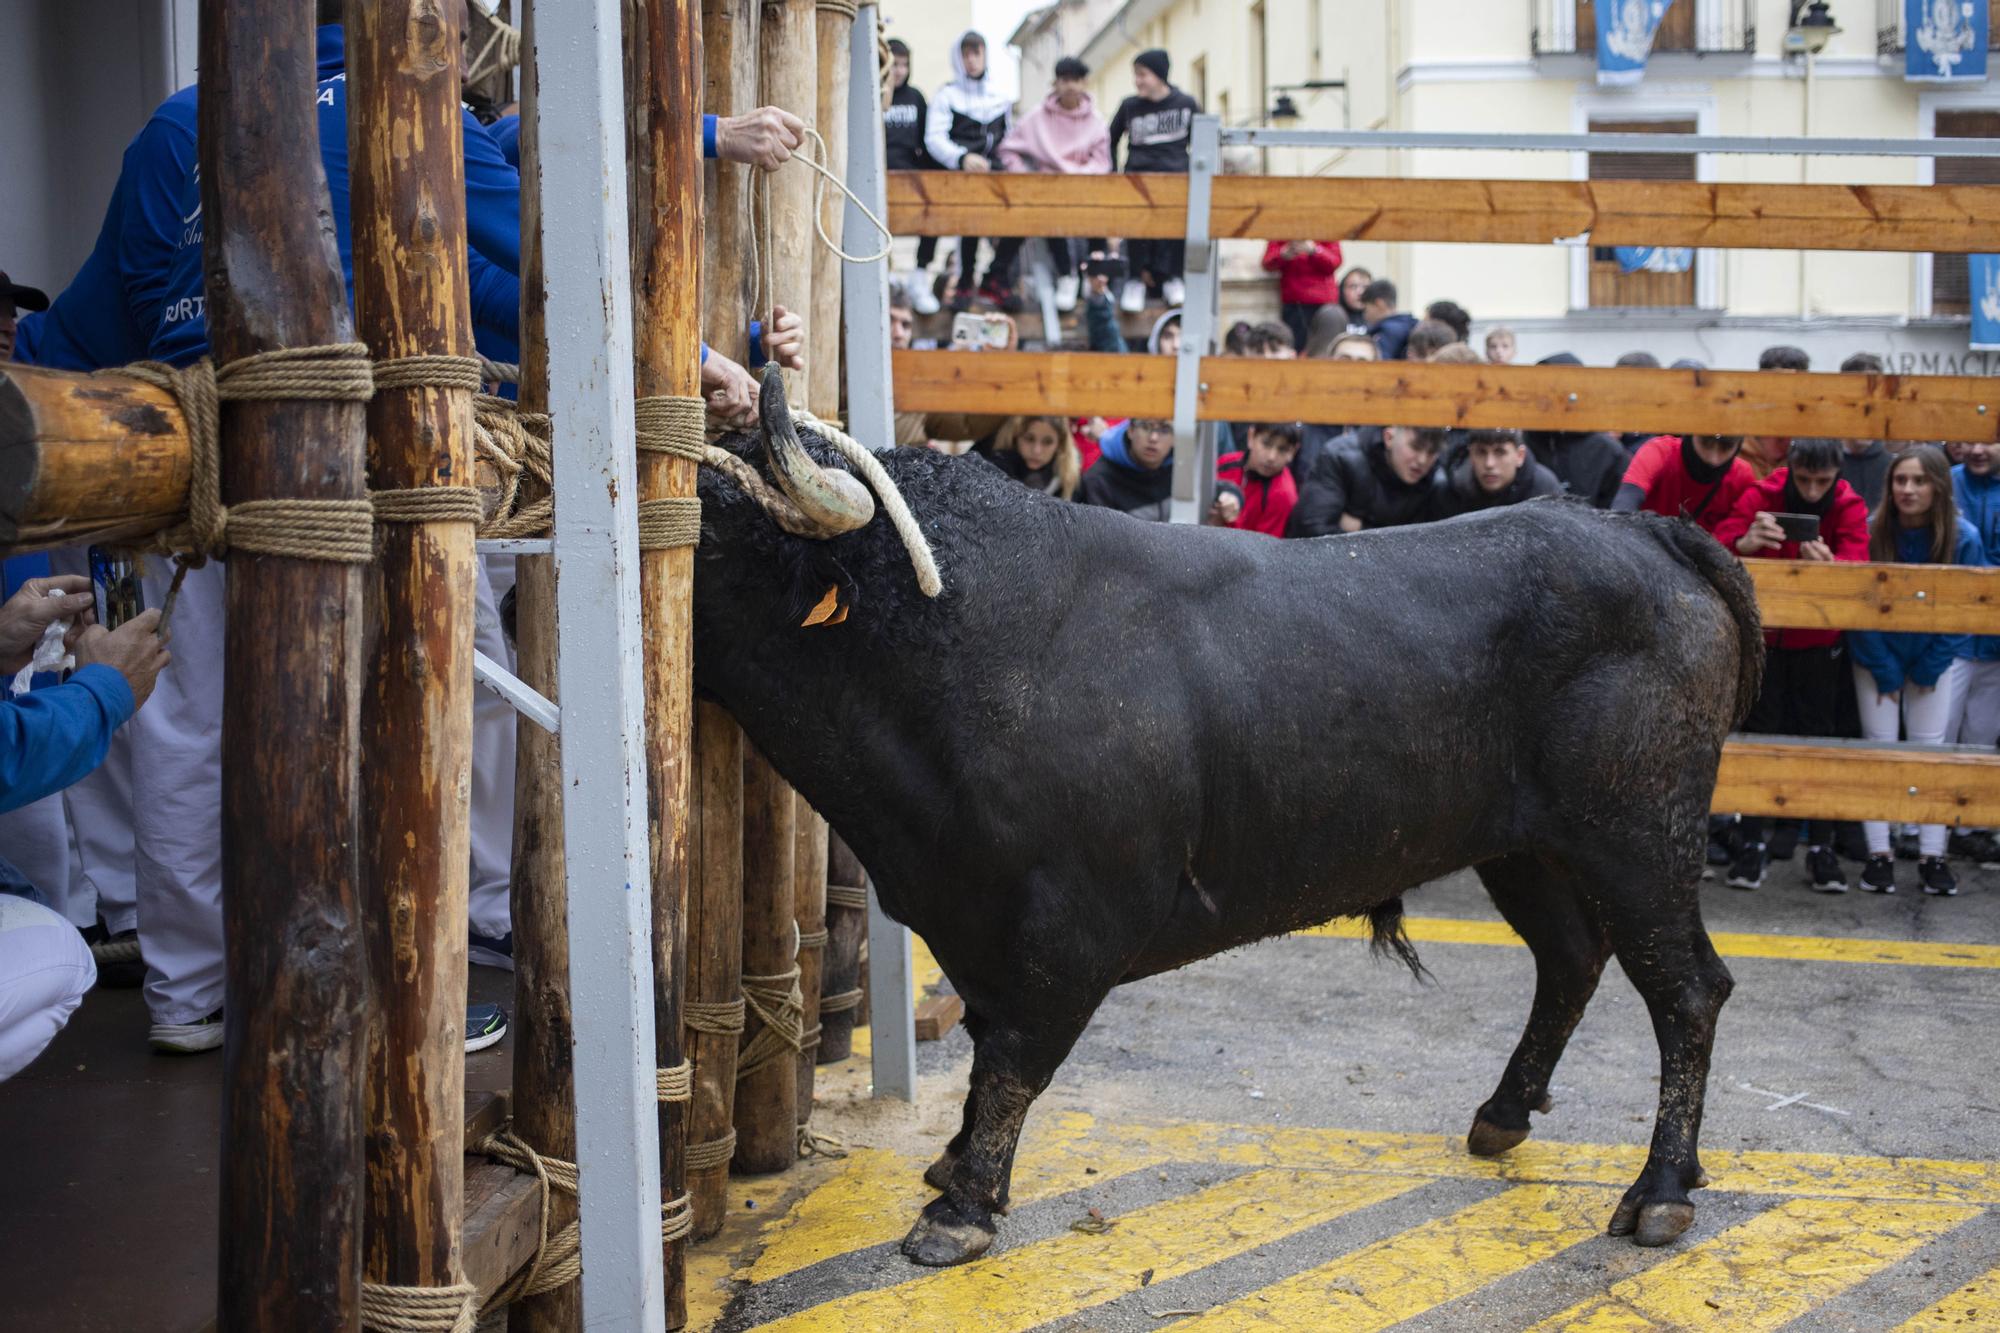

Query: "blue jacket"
(150, 25), (523, 367)
(0, 666), (134, 815)
(1953, 464), (2000, 661)
(1849, 518), (1985, 691)
(12, 88), (199, 371)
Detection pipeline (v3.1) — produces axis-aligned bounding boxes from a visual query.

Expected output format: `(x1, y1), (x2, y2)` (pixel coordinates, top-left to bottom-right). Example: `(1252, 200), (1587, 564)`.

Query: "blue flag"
(1598, 0), (1673, 86)
(1971, 254), (2000, 350)
(1615, 246), (1695, 275)
(1907, 0), (1988, 81)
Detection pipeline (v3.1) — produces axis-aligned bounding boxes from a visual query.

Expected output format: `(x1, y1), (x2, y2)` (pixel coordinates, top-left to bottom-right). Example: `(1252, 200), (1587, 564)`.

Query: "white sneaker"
(1162, 276), (1186, 307)
(907, 272), (941, 315)
(1119, 278), (1146, 313)
(1054, 274), (1080, 312)
(150, 1010), (224, 1054)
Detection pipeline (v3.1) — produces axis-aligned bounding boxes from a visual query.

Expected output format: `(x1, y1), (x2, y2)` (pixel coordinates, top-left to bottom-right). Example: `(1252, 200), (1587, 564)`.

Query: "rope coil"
(685, 997), (747, 1034)
(475, 1130), (582, 1310)
(797, 927), (830, 951)
(818, 987), (863, 1014)
(372, 354), (486, 394)
(662, 1192), (695, 1244)
(638, 497), (703, 551)
(371, 487), (486, 525)
(737, 966), (806, 1081)
(824, 884), (869, 910)
(686, 1130), (738, 1172)
(359, 1280), (478, 1333)
(635, 395), (710, 462)
(657, 1060), (693, 1103)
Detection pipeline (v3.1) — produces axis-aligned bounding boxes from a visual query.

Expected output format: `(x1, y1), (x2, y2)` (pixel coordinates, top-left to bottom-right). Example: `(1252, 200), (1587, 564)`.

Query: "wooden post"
(348, 0), (477, 1317)
(688, 0), (757, 1235)
(505, 6), (582, 1330)
(818, 832), (865, 1063)
(626, 0), (702, 1324)
(793, 802), (828, 1125)
(203, 1), (368, 1327)
(758, 0), (814, 405)
(733, 744), (797, 1172)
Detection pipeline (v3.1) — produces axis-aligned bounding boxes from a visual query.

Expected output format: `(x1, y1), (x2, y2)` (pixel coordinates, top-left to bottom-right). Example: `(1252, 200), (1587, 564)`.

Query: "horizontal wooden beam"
(892, 350), (2000, 443)
(0, 364), (192, 551)
(1747, 560), (2000, 634)
(1715, 737), (2000, 825)
(886, 171), (2000, 254)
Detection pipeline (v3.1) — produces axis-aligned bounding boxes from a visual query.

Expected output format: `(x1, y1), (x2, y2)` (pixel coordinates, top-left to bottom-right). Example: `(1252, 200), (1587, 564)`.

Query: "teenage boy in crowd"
(1526, 353), (1631, 508)
(1836, 352), (1893, 508)
(1613, 430), (1755, 534)
(1289, 425), (1445, 535)
(999, 56), (1111, 314)
(1437, 428), (1563, 517)
(1080, 417), (1174, 520)
(1404, 318), (1460, 362)
(1211, 423), (1304, 535)
(884, 39), (941, 315)
(1713, 437), (1872, 892)
(1359, 278), (1418, 361)
(1263, 239), (1344, 353)
(1108, 49), (1201, 312)
(924, 31), (1021, 312)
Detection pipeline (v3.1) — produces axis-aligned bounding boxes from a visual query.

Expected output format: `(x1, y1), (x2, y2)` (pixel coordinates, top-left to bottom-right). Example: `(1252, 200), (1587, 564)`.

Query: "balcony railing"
(1878, 0), (2000, 54)
(1533, 0), (1755, 58)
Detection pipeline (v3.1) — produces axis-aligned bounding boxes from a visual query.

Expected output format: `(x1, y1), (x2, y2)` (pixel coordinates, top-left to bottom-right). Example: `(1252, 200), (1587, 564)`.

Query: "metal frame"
(1171, 115), (1222, 522)
(1219, 126), (2000, 156)
(842, 2), (917, 1102)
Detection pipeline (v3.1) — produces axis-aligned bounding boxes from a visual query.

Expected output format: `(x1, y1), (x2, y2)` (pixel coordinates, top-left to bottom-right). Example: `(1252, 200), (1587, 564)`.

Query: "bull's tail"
(1368, 898), (1430, 983)
(1653, 518), (1764, 729)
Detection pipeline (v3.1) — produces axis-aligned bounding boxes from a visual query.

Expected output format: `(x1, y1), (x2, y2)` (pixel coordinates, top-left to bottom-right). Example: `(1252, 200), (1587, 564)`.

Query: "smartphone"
(1080, 255), (1127, 281)
(949, 312), (1012, 351)
(1773, 513), (1821, 544)
(89, 547), (144, 630)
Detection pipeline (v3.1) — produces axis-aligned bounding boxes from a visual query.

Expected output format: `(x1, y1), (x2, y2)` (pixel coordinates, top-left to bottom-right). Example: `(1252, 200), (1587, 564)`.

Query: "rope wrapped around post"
(359, 1281), (479, 1333)
(635, 393), (708, 551)
(736, 965), (806, 1081)
(369, 354), (489, 526)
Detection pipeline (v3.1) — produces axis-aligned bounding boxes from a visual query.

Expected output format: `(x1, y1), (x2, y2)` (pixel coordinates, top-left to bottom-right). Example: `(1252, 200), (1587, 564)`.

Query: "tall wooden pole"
(349, 0), (477, 1313)
(506, 5), (582, 1329)
(690, 0), (757, 1234)
(626, 0), (703, 1324)
(818, 832), (865, 1062)
(792, 803), (828, 1126)
(204, 0), (368, 1327)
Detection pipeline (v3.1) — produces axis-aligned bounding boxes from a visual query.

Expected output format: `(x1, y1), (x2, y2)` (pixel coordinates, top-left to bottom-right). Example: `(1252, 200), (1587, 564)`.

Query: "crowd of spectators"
(885, 33), (2000, 897)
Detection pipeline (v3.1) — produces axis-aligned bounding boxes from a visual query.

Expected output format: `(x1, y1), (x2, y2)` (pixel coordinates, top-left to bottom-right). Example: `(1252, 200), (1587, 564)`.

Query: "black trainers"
(1919, 857), (1960, 897)
(1706, 816), (1740, 867)
(1726, 843), (1767, 890)
(1805, 846), (1848, 894)
(1767, 823), (1801, 862)
(1860, 855), (1897, 894)
(1947, 829), (2000, 866)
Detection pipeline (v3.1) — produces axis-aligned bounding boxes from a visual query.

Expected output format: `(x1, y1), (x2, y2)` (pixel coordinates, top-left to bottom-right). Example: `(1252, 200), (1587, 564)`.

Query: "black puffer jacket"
(1288, 429), (1444, 535)
(1525, 430), (1630, 509)
(1436, 457), (1565, 517)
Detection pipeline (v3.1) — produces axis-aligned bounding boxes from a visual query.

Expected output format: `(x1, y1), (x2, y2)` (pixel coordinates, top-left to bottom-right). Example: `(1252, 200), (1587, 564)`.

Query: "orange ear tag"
(802, 584), (841, 627)
(826, 603), (849, 625)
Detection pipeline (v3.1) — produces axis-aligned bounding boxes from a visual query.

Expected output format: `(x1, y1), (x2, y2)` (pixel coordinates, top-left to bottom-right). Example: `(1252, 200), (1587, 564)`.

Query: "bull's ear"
(801, 583), (840, 627)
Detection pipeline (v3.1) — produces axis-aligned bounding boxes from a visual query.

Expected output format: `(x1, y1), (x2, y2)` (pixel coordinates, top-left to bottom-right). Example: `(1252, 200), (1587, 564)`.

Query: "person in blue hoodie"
(1078, 417), (1173, 520)
(1949, 437), (2000, 861)
(1850, 446), (1986, 896)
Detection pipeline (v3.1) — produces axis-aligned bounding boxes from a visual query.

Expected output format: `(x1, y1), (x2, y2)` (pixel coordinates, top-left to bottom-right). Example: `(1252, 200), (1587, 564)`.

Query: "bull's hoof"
(900, 1197), (997, 1267)
(922, 1150), (957, 1192)
(1608, 1187), (1697, 1246)
(1536, 1093), (1555, 1114)
(1467, 1115), (1531, 1158)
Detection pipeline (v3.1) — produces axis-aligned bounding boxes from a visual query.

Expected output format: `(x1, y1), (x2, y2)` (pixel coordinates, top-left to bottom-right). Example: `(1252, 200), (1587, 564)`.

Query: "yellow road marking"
(1527, 1196), (1981, 1331)
(1176, 1182), (1614, 1331)
(758, 1167), (1429, 1333)
(1301, 915), (2000, 969)
(1896, 1266), (2000, 1328)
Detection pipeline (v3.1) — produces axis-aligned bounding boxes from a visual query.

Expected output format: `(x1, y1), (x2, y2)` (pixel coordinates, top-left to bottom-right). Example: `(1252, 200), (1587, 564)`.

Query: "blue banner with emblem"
(1907, 0), (1988, 82)
(1614, 246), (1695, 275)
(1971, 254), (2000, 350)
(1597, 0), (1674, 86)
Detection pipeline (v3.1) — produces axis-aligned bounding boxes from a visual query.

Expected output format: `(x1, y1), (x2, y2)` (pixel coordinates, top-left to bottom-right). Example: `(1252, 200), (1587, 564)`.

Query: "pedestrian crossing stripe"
(688, 1113), (2000, 1331)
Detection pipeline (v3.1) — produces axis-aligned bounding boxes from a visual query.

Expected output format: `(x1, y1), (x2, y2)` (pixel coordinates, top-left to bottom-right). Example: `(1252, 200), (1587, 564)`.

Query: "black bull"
(689, 376), (1764, 1266)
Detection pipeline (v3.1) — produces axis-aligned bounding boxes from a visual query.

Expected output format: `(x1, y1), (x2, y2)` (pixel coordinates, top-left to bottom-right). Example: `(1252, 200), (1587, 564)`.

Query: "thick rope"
(634, 395), (709, 462)
(685, 1130), (738, 1173)
(89, 936), (144, 964)
(359, 1281), (478, 1333)
(736, 966), (805, 1081)
(818, 987), (863, 1014)
(372, 354), (486, 394)
(475, 1130), (581, 1310)
(662, 1192), (695, 1244)
(824, 884), (868, 911)
(797, 927), (829, 950)
(798, 1124), (850, 1160)
(372, 488), (486, 525)
(464, 5), (521, 85)
(479, 357), (520, 386)
(685, 996), (747, 1034)
(797, 411), (942, 598)
(814, 0), (857, 16)
(656, 1060), (692, 1103)
(638, 497), (703, 551)
(798, 126), (894, 264)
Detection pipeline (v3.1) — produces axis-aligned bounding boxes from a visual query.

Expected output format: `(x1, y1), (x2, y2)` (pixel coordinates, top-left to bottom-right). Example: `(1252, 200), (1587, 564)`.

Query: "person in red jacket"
(1612, 433), (1754, 533)
(1210, 422), (1303, 536)
(1711, 437), (1871, 893)
(1262, 240), (1343, 354)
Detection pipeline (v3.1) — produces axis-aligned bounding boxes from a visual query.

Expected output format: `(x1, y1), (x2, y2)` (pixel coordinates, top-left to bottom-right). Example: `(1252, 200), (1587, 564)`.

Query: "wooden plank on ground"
(1714, 737), (2000, 825)
(890, 350), (2000, 443)
(1747, 560), (2000, 634)
(463, 1090), (511, 1153)
(886, 171), (2000, 254)
(914, 992), (964, 1042)
(460, 1158), (541, 1307)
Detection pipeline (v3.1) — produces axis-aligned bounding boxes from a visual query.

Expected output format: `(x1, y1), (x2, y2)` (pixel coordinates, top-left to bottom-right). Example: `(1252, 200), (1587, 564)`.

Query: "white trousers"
(469, 556), (517, 940)
(61, 726), (138, 934)
(0, 795), (86, 927)
(0, 894), (96, 1080)
(1857, 659), (1967, 857)
(1953, 656), (2000, 749)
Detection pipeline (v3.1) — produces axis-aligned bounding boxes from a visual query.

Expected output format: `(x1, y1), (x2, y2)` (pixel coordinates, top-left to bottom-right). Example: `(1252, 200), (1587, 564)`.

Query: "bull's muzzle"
(760, 367), (875, 537)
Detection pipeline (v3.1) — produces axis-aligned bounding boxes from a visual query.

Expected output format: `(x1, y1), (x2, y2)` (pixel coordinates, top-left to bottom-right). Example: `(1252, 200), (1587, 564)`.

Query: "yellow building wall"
(880, 1), (977, 106)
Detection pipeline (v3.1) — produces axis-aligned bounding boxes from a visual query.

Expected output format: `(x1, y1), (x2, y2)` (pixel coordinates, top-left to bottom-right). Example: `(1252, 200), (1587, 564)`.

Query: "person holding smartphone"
(1713, 438), (1871, 892)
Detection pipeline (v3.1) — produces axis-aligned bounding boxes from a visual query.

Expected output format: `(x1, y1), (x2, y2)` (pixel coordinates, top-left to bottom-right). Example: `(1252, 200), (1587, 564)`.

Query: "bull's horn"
(759, 366), (875, 536)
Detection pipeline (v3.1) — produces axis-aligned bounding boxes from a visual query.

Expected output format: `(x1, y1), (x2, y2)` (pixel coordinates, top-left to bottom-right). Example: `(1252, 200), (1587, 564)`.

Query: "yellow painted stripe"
(759, 1168), (1428, 1333)
(1528, 1197), (1980, 1332)
(746, 1111), (1170, 1282)
(1177, 1183), (1615, 1331)
(1895, 1265), (2000, 1328)
(1300, 915), (2000, 969)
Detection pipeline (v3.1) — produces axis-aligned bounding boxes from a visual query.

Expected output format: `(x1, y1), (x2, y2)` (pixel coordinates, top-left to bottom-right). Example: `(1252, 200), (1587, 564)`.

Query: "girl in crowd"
(1336, 266), (1373, 331)
(989, 415), (1081, 499)
(1847, 446), (1985, 896)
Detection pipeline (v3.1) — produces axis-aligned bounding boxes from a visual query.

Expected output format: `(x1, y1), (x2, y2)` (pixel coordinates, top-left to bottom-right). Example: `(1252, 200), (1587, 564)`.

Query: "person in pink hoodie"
(999, 57), (1112, 314)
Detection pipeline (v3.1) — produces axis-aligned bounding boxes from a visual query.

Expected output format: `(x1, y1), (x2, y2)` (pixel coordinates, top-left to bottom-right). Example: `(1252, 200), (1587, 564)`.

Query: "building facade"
(1046, 0), (2000, 372)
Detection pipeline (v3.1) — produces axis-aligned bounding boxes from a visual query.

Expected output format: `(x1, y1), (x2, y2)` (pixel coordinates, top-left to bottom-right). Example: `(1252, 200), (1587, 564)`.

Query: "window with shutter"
(1587, 118), (1698, 309)
(1931, 110), (2000, 317)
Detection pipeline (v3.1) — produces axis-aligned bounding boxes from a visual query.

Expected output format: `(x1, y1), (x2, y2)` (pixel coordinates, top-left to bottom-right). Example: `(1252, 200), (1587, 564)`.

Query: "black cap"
(1537, 351), (1582, 367)
(0, 272), (49, 313)
(1134, 48), (1170, 82)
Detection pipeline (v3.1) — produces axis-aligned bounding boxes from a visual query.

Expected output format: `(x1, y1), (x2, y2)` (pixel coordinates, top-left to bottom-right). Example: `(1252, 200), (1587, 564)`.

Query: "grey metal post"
(843, 1), (918, 1103)
(533, 0), (667, 1323)
(1171, 114), (1220, 520)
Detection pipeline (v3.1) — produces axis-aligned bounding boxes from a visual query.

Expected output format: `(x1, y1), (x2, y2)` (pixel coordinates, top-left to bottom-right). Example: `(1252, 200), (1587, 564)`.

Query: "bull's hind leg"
(1469, 854), (1611, 1157)
(924, 1008), (987, 1192)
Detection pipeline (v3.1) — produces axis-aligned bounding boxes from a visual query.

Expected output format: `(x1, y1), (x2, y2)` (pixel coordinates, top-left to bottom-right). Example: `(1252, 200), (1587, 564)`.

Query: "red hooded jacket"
(1622, 435), (1754, 535)
(1713, 468), (1871, 649)
(1217, 451), (1299, 537)
(1260, 240), (1343, 306)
